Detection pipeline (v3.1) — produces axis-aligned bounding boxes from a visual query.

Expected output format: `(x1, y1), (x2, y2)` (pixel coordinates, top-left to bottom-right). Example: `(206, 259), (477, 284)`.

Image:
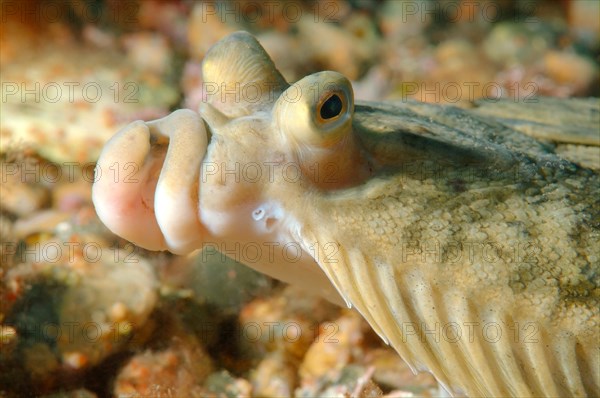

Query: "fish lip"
(150, 109), (210, 254)
(92, 120), (168, 252)
(92, 109), (211, 255)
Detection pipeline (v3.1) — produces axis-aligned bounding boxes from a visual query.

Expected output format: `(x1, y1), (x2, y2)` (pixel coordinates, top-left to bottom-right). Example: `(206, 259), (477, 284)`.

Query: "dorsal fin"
(202, 31), (289, 118)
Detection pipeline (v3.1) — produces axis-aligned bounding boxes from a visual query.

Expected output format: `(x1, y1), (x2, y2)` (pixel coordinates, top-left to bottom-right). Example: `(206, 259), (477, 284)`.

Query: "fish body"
(93, 32), (599, 396)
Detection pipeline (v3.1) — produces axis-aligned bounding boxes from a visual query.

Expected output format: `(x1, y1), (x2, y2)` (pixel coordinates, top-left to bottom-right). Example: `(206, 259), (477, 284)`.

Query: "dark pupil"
(320, 94), (343, 120)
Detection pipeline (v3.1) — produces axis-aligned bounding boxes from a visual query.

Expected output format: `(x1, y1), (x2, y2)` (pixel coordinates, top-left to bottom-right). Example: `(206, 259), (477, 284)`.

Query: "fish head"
(92, 31), (370, 266)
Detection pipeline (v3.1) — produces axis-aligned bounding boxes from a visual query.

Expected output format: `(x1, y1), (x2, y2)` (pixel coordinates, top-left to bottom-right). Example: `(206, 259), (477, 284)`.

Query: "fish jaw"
(91, 101), (295, 254)
(92, 109), (209, 255)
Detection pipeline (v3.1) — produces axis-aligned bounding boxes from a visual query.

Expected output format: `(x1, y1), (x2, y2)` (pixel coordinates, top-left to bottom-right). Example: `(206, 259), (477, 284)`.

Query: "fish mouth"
(92, 109), (210, 255)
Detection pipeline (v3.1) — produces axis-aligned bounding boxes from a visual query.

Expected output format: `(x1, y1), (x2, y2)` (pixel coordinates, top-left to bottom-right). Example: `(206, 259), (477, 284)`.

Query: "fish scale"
(308, 168), (598, 395)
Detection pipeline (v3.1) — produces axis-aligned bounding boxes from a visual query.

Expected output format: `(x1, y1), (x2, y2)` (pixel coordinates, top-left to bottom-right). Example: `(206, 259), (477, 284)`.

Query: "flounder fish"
(92, 32), (599, 397)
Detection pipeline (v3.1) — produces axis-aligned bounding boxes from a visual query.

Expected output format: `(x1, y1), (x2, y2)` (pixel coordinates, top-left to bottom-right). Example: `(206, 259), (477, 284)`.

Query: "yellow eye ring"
(274, 71), (354, 148)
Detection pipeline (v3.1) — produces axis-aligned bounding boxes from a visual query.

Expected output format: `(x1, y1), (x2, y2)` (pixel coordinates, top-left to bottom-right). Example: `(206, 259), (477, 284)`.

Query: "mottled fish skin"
(294, 101), (599, 396)
(93, 32), (600, 397)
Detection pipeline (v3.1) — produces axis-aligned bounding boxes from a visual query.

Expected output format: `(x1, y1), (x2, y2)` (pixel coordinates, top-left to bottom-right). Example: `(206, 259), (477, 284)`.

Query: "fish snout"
(92, 109), (209, 254)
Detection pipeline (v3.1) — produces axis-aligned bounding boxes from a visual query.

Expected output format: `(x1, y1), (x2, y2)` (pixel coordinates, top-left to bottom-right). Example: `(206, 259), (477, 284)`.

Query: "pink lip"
(92, 109), (209, 254)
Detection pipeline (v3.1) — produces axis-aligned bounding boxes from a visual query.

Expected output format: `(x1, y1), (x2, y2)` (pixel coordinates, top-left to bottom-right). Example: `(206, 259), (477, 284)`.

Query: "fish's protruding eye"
(319, 94), (344, 121)
(274, 71), (354, 148)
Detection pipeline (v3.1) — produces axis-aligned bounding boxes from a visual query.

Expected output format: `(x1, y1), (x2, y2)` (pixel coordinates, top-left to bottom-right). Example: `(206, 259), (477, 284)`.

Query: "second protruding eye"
(274, 71), (354, 148)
